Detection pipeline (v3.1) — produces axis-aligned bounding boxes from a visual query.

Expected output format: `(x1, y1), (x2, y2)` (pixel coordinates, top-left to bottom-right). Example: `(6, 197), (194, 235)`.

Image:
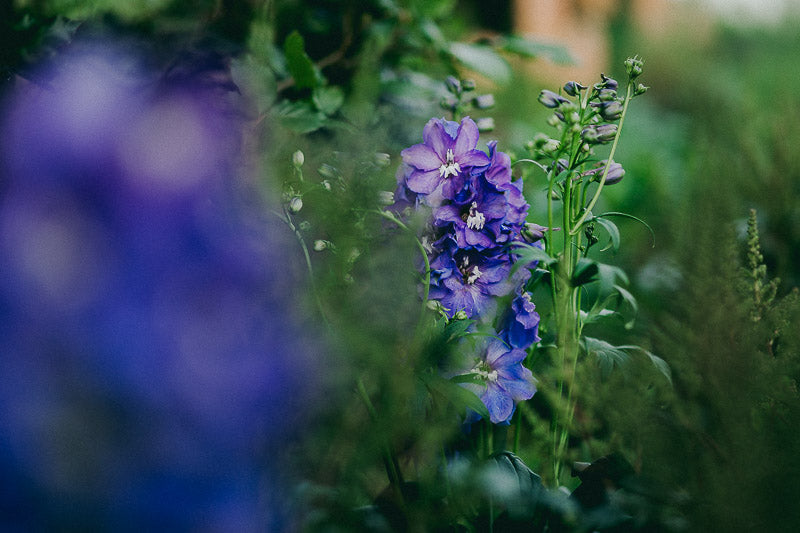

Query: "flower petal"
(453, 117), (479, 156)
(406, 169), (441, 194)
(497, 365), (536, 401)
(401, 143), (442, 171)
(458, 150), (490, 169)
(423, 118), (451, 157)
(483, 384), (514, 424)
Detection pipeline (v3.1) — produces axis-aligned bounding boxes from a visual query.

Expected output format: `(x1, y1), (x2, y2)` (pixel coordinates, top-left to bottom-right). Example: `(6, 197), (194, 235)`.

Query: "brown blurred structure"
(513, 0), (707, 83)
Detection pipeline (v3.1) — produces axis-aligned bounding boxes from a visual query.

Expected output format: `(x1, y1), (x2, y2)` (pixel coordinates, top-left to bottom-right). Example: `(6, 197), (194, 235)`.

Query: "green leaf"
(580, 308), (617, 325)
(594, 216), (621, 252)
(274, 100), (327, 134)
(444, 318), (476, 342)
(584, 337), (631, 378)
(572, 258), (599, 287)
(511, 244), (556, 278)
(484, 451), (545, 511)
(449, 373), (485, 386)
(498, 35), (574, 65)
(584, 338), (672, 384)
(642, 350), (673, 385)
(283, 31), (320, 89)
(448, 42), (511, 84)
(423, 374), (490, 421)
(230, 55), (276, 114)
(596, 262), (630, 289)
(312, 85), (344, 116)
(513, 243), (556, 266)
(613, 284), (638, 329)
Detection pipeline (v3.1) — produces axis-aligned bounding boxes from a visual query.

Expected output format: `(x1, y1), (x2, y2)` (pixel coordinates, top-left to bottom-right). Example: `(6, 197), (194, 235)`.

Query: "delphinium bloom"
(401, 116), (490, 199)
(391, 115), (539, 422)
(501, 291), (542, 350)
(454, 339), (537, 424)
(0, 42), (322, 531)
(428, 242), (518, 319)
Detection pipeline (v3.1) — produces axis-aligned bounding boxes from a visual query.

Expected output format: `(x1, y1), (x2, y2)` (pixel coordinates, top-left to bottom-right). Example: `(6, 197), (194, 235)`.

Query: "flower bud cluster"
(440, 76), (496, 131)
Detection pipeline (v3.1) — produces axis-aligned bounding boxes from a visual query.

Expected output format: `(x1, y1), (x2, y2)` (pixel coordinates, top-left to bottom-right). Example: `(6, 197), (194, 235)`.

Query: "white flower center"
(466, 265), (482, 285)
(465, 202), (486, 230)
(438, 148), (461, 179)
(459, 255), (482, 285)
(472, 361), (499, 382)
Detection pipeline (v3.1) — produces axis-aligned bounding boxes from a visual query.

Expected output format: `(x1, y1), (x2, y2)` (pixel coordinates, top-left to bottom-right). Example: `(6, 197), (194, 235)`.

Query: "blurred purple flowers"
(0, 43), (321, 530)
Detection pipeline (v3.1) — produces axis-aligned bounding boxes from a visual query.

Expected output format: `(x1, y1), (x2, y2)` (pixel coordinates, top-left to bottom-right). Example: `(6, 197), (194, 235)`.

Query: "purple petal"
(406, 169), (441, 194)
(492, 347), (528, 368)
(464, 228), (493, 248)
(484, 339), (509, 366)
(433, 204), (462, 224)
(453, 117), (480, 156)
(458, 150), (490, 169)
(423, 119), (451, 157)
(497, 365), (536, 401)
(483, 384), (514, 424)
(401, 143), (442, 171)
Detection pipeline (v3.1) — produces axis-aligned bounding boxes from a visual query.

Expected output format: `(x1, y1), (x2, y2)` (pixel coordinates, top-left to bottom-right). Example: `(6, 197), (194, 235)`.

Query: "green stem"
(357, 377), (405, 500)
(280, 208), (331, 329)
(570, 82), (633, 235)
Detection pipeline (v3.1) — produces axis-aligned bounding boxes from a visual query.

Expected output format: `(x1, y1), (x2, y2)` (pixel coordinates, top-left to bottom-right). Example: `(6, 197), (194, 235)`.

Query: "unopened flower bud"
(292, 150), (304, 168)
(377, 190), (394, 205)
(542, 139), (560, 153)
(461, 79), (476, 91)
(596, 73), (618, 91)
(299, 220), (311, 231)
(598, 100), (623, 121)
(476, 117), (494, 132)
(625, 57), (644, 79)
(313, 239), (328, 251)
(445, 75), (461, 94)
(597, 88), (617, 101)
(547, 115), (560, 127)
(374, 152), (391, 167)
(426, 299), (444, 312)
(538, 89), (569, 108)
(473, 93), (495, 109)
(453, 310), (469, 320)
(563, 80), (586, 96)
(591, 160), (625, 185)
(440, 96), (458, 111)
(288, 196), (303, 213)
(318, 163), (338, 180)
(321, 180), (332, 191)
(521, 222), (548, 243)
(581, 124), (617, 144)
(634, 83), (649, 96)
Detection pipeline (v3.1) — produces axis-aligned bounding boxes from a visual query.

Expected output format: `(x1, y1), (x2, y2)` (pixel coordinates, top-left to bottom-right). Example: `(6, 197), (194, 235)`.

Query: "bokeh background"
(2, 0), (800, 531)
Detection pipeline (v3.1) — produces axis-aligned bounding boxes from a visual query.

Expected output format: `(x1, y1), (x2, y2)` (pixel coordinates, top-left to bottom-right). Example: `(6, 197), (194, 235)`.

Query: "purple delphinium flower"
(401, 117), (490, 199)
(428, 242), (518, 319)
(501, 291), (542, 350)
(0, 43), (321, 531)
(483, 140), (512, 191)
(455, 338), (537, 424)
(432, 175), (508, 249)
